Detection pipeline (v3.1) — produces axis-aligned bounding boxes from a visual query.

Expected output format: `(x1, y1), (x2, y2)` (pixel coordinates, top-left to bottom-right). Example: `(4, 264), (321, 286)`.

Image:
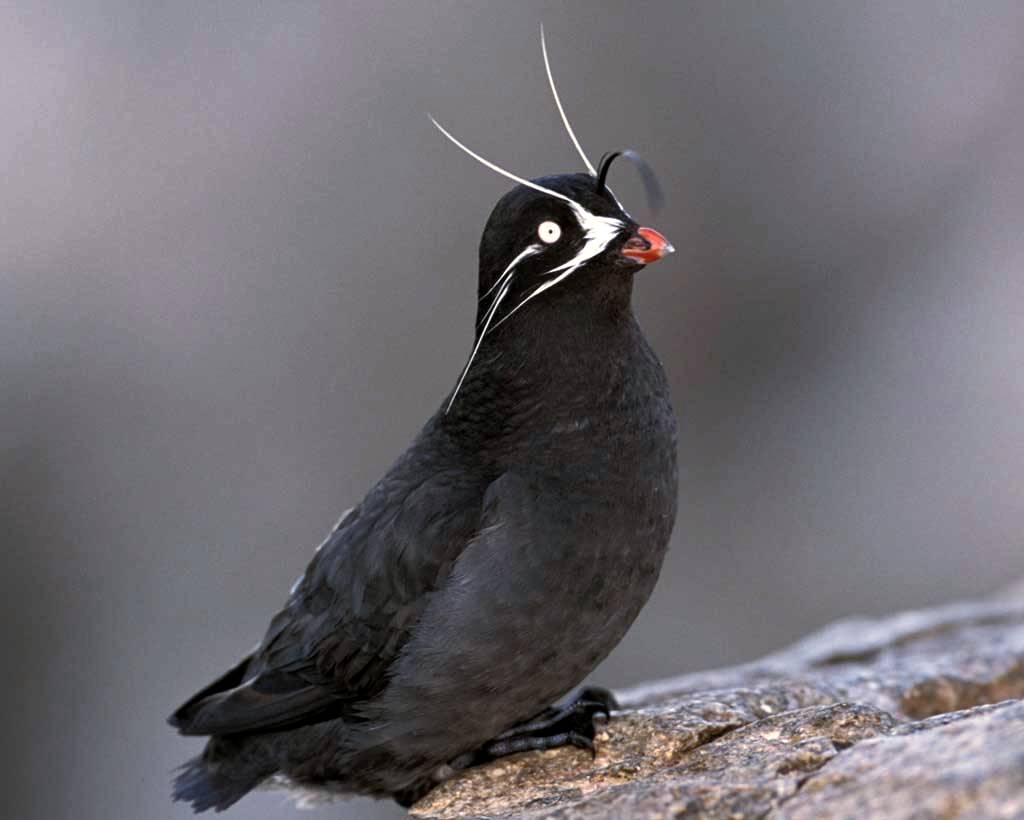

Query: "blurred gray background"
(3, 2), (1024, 818)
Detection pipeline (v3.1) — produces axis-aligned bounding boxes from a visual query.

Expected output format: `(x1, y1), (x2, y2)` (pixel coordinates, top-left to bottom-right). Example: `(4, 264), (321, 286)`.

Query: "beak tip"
(622, 226), (673, 264)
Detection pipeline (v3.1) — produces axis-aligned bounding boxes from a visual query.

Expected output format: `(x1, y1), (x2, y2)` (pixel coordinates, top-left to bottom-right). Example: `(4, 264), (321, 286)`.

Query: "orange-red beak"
(620, 227), (674, 265)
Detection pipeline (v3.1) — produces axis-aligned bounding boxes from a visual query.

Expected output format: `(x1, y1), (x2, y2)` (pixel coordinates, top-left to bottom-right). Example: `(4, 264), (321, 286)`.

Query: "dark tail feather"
(172, 754), (265, 814)
(169, 654), (253, 733)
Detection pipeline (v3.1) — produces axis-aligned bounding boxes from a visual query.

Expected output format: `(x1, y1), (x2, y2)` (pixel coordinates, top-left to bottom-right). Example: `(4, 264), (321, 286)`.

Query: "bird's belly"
(499, 489), (672, 694)
(373, 465), (675, 767)
(465, 418), (677, 703)
(364, 385), (678, 770)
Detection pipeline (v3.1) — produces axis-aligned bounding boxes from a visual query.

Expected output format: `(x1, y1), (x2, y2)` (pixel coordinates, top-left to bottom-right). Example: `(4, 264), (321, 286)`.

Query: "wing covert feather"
(171, 433), (495, 737)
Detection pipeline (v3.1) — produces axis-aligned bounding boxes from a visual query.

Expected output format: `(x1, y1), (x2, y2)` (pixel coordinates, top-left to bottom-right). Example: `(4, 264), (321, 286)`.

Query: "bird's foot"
(452, 686), (618, 770)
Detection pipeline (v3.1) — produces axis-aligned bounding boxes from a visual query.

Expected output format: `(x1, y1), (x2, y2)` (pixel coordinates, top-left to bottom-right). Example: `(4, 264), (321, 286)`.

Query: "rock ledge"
(411, 585), (1024, 819)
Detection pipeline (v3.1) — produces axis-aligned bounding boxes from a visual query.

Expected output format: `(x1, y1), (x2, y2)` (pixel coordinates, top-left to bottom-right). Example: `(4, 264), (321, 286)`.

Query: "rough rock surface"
(410, 584), (1024, 819)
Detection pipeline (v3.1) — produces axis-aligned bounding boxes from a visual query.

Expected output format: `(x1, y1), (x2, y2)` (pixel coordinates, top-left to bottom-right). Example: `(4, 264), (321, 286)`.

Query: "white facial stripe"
(491, 272), (564, 330)
(540, 25), (596, 176)
(553, 204), (623, 276)
(430, 113), (626, 344)
(479, 244), (541, 306)
(447, 280), (513, 413)
(492, 210), (623, 331)
(429, 115), (578, 206)
(447, 244), (541, 413)
(429, 114), (625, 245)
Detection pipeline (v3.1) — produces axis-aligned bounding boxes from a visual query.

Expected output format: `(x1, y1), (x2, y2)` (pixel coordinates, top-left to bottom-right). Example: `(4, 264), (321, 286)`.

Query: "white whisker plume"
(479, 244), (538, 308)
(490, 279), (553, 331)
(447, 244), (540, 413)
(428, 115), (578, 206)
(447, 281), (512, 414)
(430, 87), (627, 367)
(428, 114), (619, 228)
(540, 24), (597, 176)
(492, 265), (576, 331)
(492, 211), (623, 331)
(538, 30), (628, 215)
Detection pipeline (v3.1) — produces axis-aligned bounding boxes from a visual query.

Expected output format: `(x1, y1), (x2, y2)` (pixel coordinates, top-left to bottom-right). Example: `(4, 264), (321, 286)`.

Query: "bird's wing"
(170, 438), (488, 737)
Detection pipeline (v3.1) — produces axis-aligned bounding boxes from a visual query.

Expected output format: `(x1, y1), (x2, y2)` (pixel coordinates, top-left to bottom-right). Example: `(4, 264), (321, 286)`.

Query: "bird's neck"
(440, 280), (645, 451)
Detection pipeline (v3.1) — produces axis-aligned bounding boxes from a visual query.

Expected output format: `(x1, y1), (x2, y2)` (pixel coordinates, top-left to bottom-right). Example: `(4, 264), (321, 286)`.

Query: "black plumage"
(169, 169), (678, 811)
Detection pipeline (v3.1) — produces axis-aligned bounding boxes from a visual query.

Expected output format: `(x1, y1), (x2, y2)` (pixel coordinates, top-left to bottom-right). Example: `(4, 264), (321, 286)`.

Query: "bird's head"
(477, 170), (673, 313)
(436, 27), (673, 413)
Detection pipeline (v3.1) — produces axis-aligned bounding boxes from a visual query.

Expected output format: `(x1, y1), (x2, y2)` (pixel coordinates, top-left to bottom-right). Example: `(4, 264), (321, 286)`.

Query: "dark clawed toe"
(461, 685), (616, 768)
(567, 730), (597, 758)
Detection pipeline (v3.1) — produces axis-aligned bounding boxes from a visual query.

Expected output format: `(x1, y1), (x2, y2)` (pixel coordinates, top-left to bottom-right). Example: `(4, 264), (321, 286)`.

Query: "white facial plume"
(434, 28), (634, 413)
(427, 115), (625, 279)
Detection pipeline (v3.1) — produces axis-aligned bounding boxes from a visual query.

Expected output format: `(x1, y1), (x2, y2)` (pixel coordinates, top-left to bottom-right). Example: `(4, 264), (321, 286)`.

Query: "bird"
(169, 29), (678, 812)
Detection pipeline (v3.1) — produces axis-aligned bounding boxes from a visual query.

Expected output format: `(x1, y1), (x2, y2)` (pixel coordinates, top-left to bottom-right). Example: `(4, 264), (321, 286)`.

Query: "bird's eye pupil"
(538, 221), (561, 244)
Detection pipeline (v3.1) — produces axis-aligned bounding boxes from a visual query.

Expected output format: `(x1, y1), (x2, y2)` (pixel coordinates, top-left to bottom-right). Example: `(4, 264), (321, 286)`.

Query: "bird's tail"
(172, 738), (275, 814)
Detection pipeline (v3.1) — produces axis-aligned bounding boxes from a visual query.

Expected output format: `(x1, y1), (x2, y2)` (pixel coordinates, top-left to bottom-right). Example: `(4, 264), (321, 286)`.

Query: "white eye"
(537, 220), (562, 244)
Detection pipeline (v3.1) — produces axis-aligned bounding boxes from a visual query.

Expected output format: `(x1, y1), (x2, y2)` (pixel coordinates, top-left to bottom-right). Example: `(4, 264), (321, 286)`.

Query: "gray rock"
(410, 586), (1024, 819)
